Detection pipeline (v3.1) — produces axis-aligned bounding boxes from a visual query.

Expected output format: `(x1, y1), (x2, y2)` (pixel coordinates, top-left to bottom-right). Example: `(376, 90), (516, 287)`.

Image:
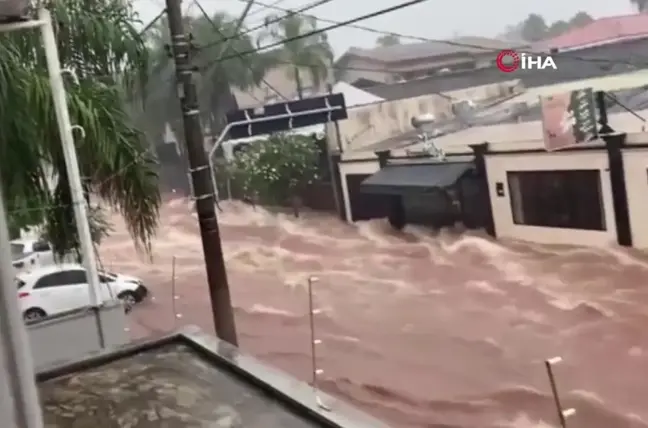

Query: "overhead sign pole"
(207, 93), (348, 198)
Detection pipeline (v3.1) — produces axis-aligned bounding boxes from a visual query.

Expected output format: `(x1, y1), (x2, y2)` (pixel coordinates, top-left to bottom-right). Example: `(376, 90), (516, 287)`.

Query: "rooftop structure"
(37, 326), (391, 428)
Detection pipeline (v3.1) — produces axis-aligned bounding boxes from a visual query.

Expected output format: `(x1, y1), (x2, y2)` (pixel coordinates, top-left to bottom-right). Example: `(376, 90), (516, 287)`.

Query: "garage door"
(345, 174), (390, 221)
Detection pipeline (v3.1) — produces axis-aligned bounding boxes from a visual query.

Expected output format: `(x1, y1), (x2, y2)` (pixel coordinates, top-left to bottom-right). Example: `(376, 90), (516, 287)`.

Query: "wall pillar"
(469, 142), (496, 237)
(604, 133), (632, 246)
(330, 153), (346, 221)
(375, 150), (390, 167)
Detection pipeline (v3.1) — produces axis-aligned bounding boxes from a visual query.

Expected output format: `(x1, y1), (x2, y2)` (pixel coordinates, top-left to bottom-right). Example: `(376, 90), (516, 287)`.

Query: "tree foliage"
(504, 12), (594, 42)
(376, 34), (400, 47)
(231, 134), (321, 204)
(261, 12), (333, 98)
(0, 0), (160, 256)
(142, 12), (276, 142)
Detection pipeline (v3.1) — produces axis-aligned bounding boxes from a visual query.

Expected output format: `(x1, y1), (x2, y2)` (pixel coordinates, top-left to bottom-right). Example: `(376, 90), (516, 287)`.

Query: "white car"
(11, 238), (56, 273)
(16, 263), (149, 322)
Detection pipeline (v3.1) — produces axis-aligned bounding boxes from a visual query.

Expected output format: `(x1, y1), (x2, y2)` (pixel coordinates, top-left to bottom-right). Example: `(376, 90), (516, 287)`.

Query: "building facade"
(337, 124), (648, 250)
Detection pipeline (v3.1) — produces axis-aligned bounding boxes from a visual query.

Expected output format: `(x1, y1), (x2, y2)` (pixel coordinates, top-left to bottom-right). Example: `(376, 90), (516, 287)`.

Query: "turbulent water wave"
(100, 199), (648, 427)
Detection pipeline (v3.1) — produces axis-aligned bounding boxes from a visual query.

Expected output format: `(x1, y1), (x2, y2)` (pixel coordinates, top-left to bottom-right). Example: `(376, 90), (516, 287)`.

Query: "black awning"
(361, 162), (473, 195)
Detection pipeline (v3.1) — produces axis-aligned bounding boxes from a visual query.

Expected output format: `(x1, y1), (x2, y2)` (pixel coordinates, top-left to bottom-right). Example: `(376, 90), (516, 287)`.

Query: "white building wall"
(623, 148), (648, 249)
(485, 150), (618, 247)
(338, 158), (379, 222)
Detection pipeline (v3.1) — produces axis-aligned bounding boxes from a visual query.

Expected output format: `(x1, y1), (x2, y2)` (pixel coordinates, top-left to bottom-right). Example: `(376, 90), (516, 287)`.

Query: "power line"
(193, 0), (289, 101)
(203, 0), (432, 68)
(244, 0), (288, 20)
(197, 0), (334, 53)
(228, 0), (645, 69)
(137, 8), (167, 37)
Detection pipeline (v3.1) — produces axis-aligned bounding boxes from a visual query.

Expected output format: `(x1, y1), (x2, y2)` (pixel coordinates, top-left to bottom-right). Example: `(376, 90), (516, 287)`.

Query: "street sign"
(225, 93), (347, 139)
(0, 0), (29, 21)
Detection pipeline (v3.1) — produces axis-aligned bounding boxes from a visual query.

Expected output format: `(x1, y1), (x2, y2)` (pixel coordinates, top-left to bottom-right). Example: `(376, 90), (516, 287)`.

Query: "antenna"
(410, 115), (445, 160)
(603, 91), (646, 131)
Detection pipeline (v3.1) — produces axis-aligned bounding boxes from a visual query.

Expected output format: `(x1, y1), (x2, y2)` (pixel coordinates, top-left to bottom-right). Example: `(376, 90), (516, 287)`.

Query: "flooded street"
(100, 199), (648, 427)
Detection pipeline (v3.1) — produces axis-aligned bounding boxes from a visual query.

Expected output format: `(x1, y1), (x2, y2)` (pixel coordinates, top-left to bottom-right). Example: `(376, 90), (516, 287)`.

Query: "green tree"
(569, 11), (594, 28)
(0, 0), (160, 255)
(231, 134), (321, 205)
(143, 12), (274, 142)
(518, 11), (594, 42)
(376, 34), (400, 47)
(547, 20), (571, 38)
(261, 12), (334, 98)
(521, 13), (548, 41)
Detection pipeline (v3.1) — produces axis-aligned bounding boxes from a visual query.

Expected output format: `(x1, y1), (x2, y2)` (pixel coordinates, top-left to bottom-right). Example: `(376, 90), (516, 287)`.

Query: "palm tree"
(0, 0), (160, 255)
(144, 12), (274, 143)
(262, 12), (333, 98)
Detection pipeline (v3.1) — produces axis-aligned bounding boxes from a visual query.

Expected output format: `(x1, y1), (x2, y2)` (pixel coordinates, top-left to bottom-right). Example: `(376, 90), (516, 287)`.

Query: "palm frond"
(0, 0), (160, 256)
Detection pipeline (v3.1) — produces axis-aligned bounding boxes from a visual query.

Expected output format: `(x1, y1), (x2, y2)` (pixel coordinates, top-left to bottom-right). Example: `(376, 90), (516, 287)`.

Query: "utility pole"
(164, 0), (238, 344)
(326, 82), (343, 219)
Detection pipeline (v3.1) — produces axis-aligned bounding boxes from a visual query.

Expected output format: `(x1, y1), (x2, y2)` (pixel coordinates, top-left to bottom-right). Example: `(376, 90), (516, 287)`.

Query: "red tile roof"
(536, 13), (648, 51)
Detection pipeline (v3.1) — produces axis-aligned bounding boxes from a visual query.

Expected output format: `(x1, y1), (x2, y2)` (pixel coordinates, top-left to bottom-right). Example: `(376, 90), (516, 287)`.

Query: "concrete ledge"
(28, 301), (128, 370)
(37, 325), (392, 428)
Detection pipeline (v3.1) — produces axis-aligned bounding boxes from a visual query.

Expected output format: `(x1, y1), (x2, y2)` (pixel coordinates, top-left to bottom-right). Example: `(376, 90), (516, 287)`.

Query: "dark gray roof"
(37, 328), (390, 428)
(343, 37), (520, 63)
(355, 37), (648, 101)
(361, 162), (473, 194)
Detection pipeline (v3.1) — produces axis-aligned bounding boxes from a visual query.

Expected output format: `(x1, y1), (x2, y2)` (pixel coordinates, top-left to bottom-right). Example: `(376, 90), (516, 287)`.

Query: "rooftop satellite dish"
(411, 114), (436, 129)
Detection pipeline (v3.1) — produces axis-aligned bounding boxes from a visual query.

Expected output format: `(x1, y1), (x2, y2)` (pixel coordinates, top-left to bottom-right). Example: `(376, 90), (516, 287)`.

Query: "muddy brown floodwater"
(100, 199), (648, 428)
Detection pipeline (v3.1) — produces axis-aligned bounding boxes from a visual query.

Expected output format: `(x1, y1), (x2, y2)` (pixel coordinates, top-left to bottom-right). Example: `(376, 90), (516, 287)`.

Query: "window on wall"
(507, 170), (605, 230)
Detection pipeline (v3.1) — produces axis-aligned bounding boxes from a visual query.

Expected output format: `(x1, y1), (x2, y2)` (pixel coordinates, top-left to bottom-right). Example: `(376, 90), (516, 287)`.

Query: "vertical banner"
(540, 88), (598, 151)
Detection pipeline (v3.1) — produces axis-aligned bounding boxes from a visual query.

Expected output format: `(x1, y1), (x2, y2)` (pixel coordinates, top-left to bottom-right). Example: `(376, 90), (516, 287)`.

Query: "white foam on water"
(466, 280), (506, 295)
(247, 304), (296, 317)
(100, 199), (648, 428)
(501, 414), (556, 428)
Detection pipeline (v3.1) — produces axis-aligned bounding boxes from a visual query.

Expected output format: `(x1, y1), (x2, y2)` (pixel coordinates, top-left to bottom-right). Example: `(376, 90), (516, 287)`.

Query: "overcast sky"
(134, 0), (637, 56)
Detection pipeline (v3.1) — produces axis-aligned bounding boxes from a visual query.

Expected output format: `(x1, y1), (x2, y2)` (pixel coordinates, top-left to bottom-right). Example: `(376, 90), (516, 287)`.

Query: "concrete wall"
(484, 149), (617, 247)
(28, 302), (128, 370)
(341, 56), (394, 84)
(623, 147), (648, 249)
(336, 82), (519, 151)
(232, 64), (328, 108)
(339, 158), (380, 222)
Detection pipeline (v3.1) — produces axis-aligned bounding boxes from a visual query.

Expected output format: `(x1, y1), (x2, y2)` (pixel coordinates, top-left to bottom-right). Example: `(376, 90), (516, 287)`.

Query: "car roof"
(10, 238), (37, 245)
(16, 263), (85, 281)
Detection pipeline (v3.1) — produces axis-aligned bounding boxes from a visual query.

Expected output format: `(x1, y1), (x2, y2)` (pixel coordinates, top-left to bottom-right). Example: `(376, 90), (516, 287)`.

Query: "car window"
(32, 240), (51, 252)
(34, 272), (69, 289)
(65, 270), (87, 284)
(34, 270), (87, 289)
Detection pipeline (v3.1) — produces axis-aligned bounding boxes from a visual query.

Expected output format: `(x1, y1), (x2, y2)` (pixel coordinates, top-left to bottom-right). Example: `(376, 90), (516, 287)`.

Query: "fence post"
(545, 356), (575, 428)
(307, 276), (329, 410)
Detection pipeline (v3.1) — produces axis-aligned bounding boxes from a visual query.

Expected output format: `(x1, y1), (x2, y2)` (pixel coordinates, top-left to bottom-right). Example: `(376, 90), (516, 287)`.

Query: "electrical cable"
(221, 0), (645, 70)
(137, 8), (167, 37)
(196, 0), (334, 53)
(193, 0), (289, 101)
(244, 0), (288, 20)
(202, 0), (432, 68)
